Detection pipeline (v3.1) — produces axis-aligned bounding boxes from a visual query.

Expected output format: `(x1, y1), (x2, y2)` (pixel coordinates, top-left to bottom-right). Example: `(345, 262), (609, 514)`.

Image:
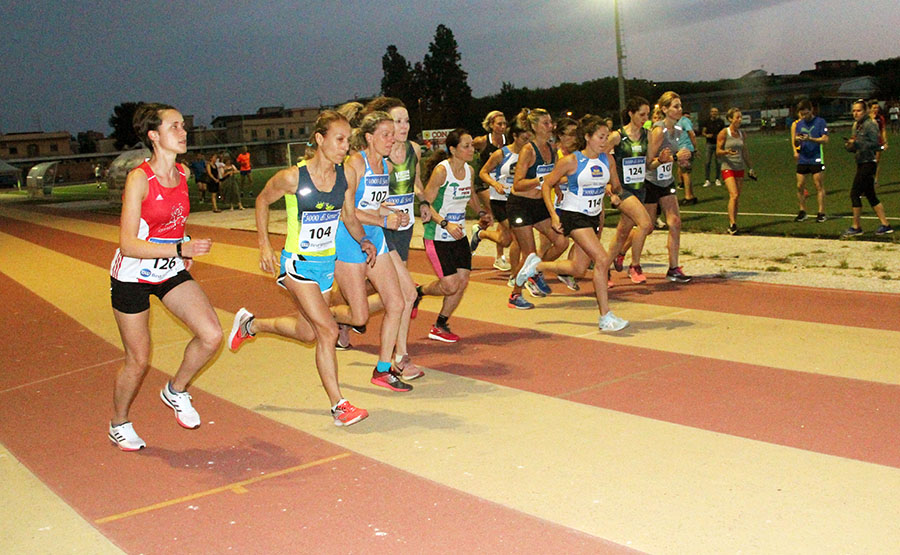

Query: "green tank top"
(388, 141), (417, 195)
(614, 126), (649, 189)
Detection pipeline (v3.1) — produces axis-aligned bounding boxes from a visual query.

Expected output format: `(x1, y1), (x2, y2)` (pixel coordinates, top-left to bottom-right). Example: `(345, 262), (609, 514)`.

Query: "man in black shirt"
(701, 107), (725, 187)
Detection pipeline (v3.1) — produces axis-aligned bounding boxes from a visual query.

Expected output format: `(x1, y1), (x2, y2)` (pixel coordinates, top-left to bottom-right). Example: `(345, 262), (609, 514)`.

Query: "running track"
(1, 203), (898, 553)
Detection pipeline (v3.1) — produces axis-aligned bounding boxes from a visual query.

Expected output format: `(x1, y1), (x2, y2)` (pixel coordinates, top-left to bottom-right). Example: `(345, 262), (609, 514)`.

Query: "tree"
(381, 45), (413, 102)
(108, 102), (143, 150)
(421, 24), (472, 129)
(76, 131), (100, 154)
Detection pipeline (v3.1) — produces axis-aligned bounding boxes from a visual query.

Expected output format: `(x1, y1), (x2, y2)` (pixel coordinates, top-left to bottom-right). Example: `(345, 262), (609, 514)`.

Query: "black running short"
(110, 270), (193, 314)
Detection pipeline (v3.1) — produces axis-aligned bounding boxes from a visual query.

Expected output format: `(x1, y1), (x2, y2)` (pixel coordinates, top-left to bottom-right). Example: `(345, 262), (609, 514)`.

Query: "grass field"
(10, 129), (899, 241)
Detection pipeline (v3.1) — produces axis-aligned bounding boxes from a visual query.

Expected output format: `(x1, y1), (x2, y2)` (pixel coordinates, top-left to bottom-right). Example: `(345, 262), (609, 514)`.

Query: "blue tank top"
(355, 153), (390, 211)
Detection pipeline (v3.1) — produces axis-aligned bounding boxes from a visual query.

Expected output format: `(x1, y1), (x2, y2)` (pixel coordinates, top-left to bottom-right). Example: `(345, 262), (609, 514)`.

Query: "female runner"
(552, 117), (585, 292)
(329, 111), (411, 391)
(472, 110), (510, 270)
(108, 103), (222, 450)
(644, 92), (692, 282)
(606, 97), (654, 284)
(506, 109), (569, 308)
(516, 115), (628, 331)
(473, 111), (530, 289)
(716, 107), (754, 235)
(420, 128), (490, 342)
(359, 96), (428, 380)
(228, 110), (375, 426)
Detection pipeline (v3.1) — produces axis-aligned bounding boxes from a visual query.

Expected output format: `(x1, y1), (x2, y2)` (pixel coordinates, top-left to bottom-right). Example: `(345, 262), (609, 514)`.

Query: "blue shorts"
(277, 250), (335, 293)
(335, 222), (388, 264)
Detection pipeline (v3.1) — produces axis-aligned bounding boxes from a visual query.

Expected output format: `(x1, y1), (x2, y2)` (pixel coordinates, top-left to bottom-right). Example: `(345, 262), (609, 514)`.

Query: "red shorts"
(722, 169), (744, 181)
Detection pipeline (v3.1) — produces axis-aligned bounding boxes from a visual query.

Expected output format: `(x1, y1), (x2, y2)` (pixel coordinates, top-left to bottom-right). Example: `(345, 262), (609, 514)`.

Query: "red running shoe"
(410, 286), (423, 319)
(331, 400), (368, 427)
(428, 324), (459, 343)
(371, 368), (413, 392)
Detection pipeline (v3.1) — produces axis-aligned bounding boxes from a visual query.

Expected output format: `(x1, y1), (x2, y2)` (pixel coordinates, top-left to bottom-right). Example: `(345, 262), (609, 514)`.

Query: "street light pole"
(614, 0), (627, 126)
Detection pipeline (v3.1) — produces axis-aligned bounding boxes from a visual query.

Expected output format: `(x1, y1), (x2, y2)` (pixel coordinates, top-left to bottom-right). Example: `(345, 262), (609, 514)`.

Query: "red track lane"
(0, 272), (626, 553)
(14, 208), (900, 331)
(460, 255), (900, 332)
(5, 213), (899, 469)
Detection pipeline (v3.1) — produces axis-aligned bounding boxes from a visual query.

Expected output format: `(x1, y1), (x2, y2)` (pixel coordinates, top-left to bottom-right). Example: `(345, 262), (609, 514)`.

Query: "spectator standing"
(189, 153), (208, 203)
(842, 100), (893, 237)
(888, 101), (899, 133)
(221, 155), (243, 210)
(868, 101), (888, 186)
(236, 146), (253, 194)
(701, 107), (725, 187)
(791, 100), (828, 222)
(676, 112), (698, 205)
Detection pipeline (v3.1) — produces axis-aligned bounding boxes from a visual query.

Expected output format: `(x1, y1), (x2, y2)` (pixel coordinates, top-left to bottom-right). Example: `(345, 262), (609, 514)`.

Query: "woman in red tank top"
(107, 103), (222, 451)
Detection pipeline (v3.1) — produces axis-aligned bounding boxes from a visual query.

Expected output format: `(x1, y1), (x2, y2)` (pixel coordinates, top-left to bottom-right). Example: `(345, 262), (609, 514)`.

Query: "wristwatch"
(439, 220), (449, 228)
(538, 175), (545, 185)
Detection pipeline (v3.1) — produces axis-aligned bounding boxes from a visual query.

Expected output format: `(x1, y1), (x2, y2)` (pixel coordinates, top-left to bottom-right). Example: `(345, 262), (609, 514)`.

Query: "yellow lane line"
(95, 452), (350, 524)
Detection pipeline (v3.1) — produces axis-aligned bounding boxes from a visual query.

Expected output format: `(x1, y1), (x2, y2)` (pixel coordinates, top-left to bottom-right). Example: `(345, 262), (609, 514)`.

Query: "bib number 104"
(308, 226), (333, 239)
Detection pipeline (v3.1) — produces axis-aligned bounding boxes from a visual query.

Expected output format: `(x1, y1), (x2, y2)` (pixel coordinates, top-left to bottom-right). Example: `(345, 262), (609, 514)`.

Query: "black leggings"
(850, 162), (879, 208)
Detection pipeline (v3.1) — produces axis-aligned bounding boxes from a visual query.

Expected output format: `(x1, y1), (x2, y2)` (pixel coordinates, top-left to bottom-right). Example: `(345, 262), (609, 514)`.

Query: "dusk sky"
(3, 0), (899, 135)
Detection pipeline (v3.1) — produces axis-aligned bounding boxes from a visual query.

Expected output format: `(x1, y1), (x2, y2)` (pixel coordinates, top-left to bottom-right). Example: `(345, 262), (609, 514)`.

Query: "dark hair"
(575, 115), (609, 150)
(554, 117), (578, 140)
(133, 102), (176, 151)
(796, 99), (813, 113)
(424, 128), (469, 180)
(867, 99), (881, 110)
(304, 110), (350, 160)
(622, 96), (650, 125)
(363, 96), (406, 116)
(506, 109), (528, 137)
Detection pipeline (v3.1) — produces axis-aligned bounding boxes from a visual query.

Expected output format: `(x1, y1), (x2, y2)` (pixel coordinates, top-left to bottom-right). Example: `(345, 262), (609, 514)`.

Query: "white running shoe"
(703, 180), (711, 187)
(160, 383), (201, 429)
(715, 179), (723, 187)
(599, 311), (629, 332)
(516, 253), (541, 286)
(108, 421), (146, 451)
(493, 255), (511, 271)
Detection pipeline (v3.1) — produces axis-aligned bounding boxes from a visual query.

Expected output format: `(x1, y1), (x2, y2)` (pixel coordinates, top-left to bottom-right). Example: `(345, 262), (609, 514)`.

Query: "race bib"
(656, 162), (673, 181)
(623, 156), (646, 185)
(298, 210), (340, 256)
(437, 212), (464, 241)
(138, 237), (185, 283)
(387, 193), (415, 231)
(535, 164), (553, 191)
(358, 174), (389, 211)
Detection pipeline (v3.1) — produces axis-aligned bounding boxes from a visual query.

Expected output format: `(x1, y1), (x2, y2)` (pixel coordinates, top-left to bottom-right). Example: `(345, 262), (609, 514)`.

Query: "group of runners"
(114, 87), (900, 447)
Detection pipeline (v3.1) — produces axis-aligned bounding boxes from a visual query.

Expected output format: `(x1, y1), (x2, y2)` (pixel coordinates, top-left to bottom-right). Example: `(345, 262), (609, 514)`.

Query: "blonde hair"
(350, 110), (394, 151)
(304, 110), (349, 160)
(522, 108), (550, 134)
(726, 107), (741, 121)
(481, 110), (505, 132)
(656, 91), (681, 110)
(336, 101), (364, 128)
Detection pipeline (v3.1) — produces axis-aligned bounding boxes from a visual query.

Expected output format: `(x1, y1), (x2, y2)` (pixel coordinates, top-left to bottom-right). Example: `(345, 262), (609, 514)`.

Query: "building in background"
(0, 132), (73, 160)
